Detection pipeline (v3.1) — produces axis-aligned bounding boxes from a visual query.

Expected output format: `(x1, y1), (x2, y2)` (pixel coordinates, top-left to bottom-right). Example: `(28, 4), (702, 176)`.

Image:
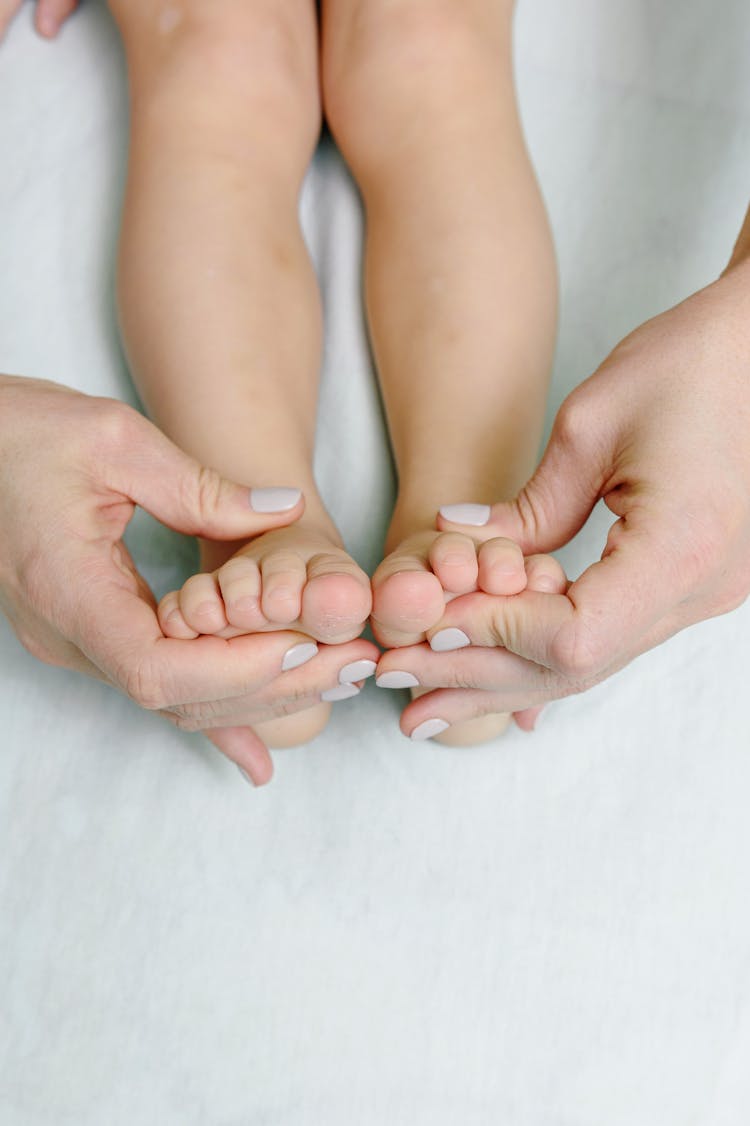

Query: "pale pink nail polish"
(249, 487), (302, 513)
(321, 683), (360, 702)
(430, 628), (471, 652)
(376, 670), (420, 689)
(410, 718), (450, 741)
(338, 659), (377, 684)
(281, 642), (318, 671)
(439, 503), (491, 526)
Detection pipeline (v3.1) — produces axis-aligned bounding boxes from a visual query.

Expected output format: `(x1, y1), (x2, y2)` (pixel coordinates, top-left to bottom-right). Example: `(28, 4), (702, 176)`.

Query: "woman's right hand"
(0, 376), (378, 784)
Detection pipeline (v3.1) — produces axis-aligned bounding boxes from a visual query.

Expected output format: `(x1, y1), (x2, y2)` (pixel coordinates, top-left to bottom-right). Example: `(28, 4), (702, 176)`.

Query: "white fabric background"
(1, 2), (749, 1123)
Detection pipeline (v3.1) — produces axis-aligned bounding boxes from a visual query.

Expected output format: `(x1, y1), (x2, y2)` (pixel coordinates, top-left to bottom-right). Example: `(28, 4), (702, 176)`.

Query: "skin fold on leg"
(321, 0), (559, 744)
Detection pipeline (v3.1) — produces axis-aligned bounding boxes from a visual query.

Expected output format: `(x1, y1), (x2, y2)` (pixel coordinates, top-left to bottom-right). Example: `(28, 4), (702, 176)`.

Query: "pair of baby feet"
(158, 500), (568, 747)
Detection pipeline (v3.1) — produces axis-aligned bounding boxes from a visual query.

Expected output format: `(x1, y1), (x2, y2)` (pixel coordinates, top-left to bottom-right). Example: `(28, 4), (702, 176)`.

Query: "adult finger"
(69, 566), (324, 710)
(35, 0), (78, 36)
(162, 638), (380, 729)
(376, 641), (558, 700)
(400, 686), (548, 741)
(429, 507), (686, 681)
(205, 727), (274, 787)
(437, 383), (613, 554)
(99, 403), (305, 541)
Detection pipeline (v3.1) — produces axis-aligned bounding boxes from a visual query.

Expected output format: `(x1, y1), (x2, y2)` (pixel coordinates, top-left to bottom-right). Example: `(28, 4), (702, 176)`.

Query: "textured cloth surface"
(1, 3), (749, 1124)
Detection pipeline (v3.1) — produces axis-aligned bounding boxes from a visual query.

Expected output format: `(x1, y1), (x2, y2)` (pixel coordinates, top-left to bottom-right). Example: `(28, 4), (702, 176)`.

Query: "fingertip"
(437, 503), (492, 528)
(35, 9), (60, 37)
(248, 487), (304, 517)
(207, 727), (275, 786)
(513, 706), (544, 732)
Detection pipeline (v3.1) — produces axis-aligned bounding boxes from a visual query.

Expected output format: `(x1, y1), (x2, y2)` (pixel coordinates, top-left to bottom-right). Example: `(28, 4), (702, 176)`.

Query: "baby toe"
(371, 568), (446, 648)
(260, 550), (306, 625)
(477, 537), (527, 596)
(302, 553), (372, 643)
(428, 532), (479, 595)
(158, 590), (199, 640)
(178, 572), (229, 635)
(524, 554), (568, 594)
(217, 555), (265, 631)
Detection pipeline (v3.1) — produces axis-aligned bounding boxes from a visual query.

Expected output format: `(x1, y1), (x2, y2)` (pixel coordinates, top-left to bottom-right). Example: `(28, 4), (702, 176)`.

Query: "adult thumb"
(437, 399), (609, 554)
(105, 407), (305, 540)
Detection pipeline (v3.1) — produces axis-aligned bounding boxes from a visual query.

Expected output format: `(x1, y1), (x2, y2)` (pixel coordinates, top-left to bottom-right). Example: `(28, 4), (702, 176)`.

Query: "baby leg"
(322, 0), (557, 741)
(110, 0), (371, 746)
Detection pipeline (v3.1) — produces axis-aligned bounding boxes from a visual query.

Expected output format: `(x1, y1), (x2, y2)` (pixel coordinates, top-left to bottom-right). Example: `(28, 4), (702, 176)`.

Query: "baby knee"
(111, 0), (319, 136)
(323, 1), (512, 176)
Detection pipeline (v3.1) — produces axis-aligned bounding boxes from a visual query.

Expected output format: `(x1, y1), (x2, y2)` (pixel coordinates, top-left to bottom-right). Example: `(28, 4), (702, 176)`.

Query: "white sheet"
(1, 3), (749, 1123)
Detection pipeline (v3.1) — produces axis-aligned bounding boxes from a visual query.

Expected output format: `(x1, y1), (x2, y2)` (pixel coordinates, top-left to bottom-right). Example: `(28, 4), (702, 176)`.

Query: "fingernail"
(249, 487), (302, 513)
(281, 641), (318, 671)
(439, 503), (490, 526)
(321, 683), (361, 702)
(410, 718), (450, 741)
(376, 670), (420, 689)
(338, 659), (377, 684)
(430, 628), (471, 652)
(237, 765), (257, 787)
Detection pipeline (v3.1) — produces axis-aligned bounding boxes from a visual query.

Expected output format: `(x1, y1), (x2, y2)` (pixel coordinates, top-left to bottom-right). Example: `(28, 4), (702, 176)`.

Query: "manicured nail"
(249, 487), (302, 513)
(410, 718), (450, 741)
(439, 503), (491, 526)
(321, 683), (361, 702)
(237, 765), (256, 787)
(430, 628), (471, 652)
(376, 670), (420, 689)
(281, 642), (318, 671)
(338, 659), (377, 684)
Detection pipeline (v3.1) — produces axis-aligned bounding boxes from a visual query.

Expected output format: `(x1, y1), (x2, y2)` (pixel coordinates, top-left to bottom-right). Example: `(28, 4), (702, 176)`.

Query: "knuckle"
(192, 464), (223, 525)
(92, 399), (141, 453)
(553, 389), (591, 450)
(122, 656), (169, 712)
(167, 709), (205, 734)
(549, 621), (607, 684)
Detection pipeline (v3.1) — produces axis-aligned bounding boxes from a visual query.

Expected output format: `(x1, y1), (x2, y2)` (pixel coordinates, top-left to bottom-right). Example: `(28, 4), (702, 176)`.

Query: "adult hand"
(376, 255), (750, 737)
(0, 0), (79, 42)
(0, 376), (377, 783)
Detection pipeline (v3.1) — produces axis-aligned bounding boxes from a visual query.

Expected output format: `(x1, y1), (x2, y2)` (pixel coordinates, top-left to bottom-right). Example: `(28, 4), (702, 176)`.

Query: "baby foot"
(373, 529), (567, 745)
(371, 528), (529, 649)
(159, 523), (372, 647)
(158, 522), (373, 750)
